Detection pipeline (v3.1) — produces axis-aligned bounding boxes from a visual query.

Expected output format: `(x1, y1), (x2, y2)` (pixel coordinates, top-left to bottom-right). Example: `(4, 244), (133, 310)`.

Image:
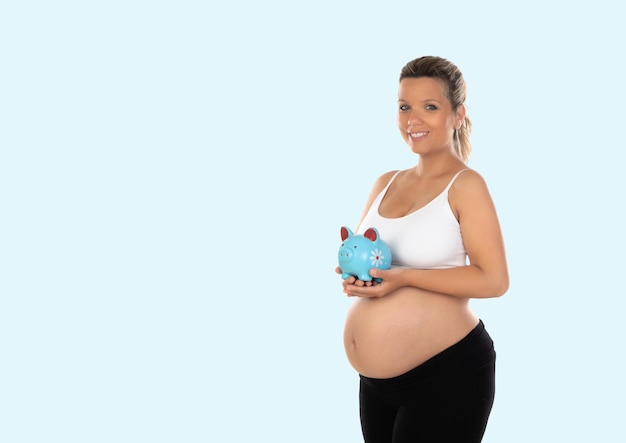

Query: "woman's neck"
(413, 154), (465, 178)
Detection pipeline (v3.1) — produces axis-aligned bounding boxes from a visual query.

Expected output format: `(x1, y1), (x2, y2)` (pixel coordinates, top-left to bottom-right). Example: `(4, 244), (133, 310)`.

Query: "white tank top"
(357, 170), (468, 269)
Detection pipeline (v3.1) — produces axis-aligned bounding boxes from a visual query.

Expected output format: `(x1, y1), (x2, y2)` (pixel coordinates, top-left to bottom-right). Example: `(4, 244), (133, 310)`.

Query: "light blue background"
(2, 1), (624, 442)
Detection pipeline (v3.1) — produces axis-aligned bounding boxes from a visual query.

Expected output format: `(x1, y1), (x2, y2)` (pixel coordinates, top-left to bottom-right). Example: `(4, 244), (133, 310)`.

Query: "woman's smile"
(408, 131), (429, 141)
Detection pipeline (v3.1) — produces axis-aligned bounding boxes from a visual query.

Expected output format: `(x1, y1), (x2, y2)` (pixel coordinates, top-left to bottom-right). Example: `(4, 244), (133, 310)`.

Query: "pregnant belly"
(343, 287), (478, 379)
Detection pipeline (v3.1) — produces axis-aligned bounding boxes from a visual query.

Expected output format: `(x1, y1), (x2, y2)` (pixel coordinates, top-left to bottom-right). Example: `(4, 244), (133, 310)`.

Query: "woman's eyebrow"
(397, 98), (442, 103)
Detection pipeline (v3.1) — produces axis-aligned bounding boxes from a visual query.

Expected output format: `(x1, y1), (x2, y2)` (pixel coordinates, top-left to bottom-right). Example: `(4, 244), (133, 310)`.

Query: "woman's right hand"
(335, 266), (376, 290)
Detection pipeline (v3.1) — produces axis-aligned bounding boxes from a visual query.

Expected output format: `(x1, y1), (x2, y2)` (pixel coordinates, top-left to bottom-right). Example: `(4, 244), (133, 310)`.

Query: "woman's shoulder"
(360, 170), (401, 204)
(376, 169), (401, 183)
(369, 169), (403, 193)
(456, 167), (488, 184)
(449, 168), (494, 205)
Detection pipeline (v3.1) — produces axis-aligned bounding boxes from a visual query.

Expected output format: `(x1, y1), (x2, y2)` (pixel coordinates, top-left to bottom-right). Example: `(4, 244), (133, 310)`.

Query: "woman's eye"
(425, 104), (437, 111)
(399, 104), (410, 111)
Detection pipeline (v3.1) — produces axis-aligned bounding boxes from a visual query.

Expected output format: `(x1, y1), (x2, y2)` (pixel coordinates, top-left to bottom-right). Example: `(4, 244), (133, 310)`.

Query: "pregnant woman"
(338, 56), (509, 443)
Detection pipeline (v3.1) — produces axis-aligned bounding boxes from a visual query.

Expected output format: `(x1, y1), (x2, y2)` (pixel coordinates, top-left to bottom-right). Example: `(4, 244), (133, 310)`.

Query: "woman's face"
(397, 77), (464, 157)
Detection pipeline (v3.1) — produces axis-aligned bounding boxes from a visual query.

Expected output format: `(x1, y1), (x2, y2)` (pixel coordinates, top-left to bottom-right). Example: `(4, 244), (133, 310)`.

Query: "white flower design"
(370, 248), (385, 267)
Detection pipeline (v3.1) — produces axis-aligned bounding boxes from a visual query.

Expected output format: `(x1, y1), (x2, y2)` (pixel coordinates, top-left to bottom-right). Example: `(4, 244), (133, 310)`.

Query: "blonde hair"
(399, 56), (472, 163)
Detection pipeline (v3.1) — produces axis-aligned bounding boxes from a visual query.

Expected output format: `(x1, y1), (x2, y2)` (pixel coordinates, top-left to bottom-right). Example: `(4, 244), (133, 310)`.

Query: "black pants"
(359, 320), (496, 443)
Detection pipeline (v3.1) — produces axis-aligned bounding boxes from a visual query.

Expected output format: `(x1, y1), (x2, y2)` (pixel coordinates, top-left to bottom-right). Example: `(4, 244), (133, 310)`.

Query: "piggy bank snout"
(338, 246), (354, 261)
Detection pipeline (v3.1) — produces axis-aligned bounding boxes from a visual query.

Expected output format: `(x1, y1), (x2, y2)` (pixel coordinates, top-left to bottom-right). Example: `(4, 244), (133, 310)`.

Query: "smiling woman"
(337, 56), (509, 443)
(398, 77), (467, 159)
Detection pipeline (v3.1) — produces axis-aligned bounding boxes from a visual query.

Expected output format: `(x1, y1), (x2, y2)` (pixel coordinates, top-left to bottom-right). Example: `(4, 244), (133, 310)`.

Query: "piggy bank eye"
(353, 245), (357, 248)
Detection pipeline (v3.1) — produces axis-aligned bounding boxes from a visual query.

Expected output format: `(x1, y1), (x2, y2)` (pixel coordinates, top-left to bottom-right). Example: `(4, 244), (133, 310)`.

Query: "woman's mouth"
(408, 131), (428, 140)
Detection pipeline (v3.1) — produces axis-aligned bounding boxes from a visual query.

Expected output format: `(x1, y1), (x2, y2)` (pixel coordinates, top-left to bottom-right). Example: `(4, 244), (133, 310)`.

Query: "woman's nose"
(406, 111), (422, 126)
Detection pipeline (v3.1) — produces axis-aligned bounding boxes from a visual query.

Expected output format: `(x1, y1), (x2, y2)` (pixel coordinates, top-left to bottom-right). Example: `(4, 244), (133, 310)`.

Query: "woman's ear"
(456, 104), (466, 129)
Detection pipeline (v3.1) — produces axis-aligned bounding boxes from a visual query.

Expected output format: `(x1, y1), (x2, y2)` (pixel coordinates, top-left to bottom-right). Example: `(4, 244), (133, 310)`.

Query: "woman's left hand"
(343, 268), (407, 298)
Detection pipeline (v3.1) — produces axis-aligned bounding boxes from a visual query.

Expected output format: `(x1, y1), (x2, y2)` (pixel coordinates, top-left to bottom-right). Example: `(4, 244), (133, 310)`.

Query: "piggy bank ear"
(363, 227), (379, 242)
(341, 226), (353, 241)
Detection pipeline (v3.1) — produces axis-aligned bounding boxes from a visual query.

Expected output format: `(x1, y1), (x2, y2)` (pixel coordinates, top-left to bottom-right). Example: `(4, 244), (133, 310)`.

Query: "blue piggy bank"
(338, 226), (392, 282)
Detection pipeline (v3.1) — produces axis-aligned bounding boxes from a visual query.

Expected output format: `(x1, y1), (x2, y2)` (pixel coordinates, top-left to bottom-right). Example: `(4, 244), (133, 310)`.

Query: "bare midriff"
(343, 286), (479, 379)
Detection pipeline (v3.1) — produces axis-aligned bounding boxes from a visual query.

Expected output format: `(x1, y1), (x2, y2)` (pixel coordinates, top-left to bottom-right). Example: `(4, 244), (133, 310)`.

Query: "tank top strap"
(443, 168), (469, 194)
(443, 169), (470, 194)
(366, 170), (402, 218)
(382, 170), (402, 193)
